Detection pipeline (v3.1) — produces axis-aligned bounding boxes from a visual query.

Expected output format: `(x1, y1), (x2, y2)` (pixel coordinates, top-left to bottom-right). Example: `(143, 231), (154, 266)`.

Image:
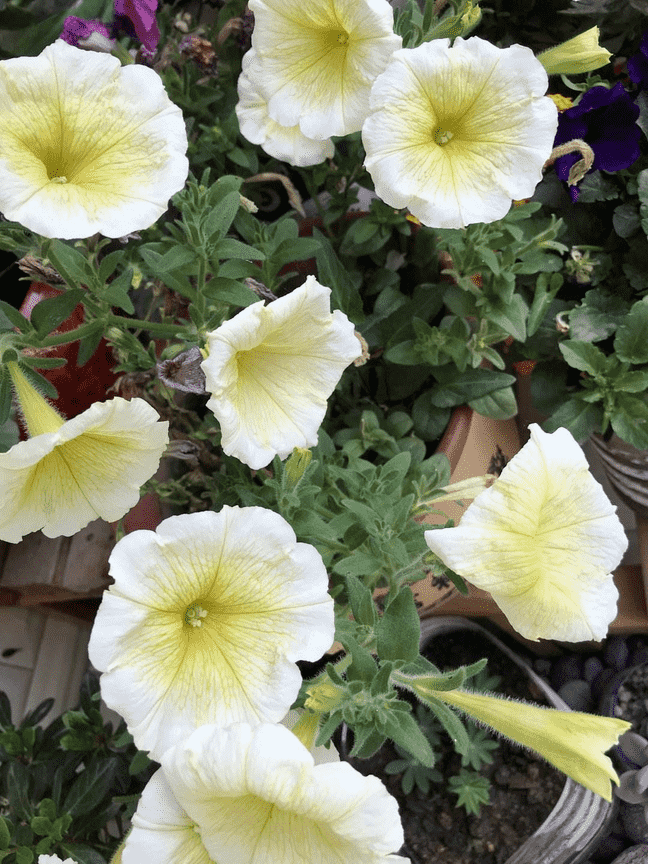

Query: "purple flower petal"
(113, 0), (160, 53)
(61, 16), (111, 47)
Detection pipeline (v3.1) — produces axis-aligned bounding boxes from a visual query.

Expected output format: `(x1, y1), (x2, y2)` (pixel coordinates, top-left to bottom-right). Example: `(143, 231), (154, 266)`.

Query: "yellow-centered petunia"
(0, 363), (168, 542)
(246, 0), (402, 139)
(236, 49), (335, 166)
(88, 508), (335, 762)
(200, 276), (361, 470)
(362, 37), (558, 228)
(122, 723), (408, 864)
(0, 39), (188, 238)
(424, 424), (628, 642)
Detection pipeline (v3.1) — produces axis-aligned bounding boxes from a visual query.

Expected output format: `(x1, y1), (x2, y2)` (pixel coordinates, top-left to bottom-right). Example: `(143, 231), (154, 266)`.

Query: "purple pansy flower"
(60, 16), (112, 48)
(113, 0), (160, 54)
(628, 32), (648, 89)
(552, 83), (641, 201)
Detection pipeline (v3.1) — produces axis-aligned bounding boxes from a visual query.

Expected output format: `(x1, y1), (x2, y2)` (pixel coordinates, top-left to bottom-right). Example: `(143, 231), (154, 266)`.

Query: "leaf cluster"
(0, 672), (155, 864)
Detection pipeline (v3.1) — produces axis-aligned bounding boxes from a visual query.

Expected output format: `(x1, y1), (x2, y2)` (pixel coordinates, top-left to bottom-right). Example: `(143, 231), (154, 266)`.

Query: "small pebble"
(604, 637), (630, 672)
(584, 656), (604, 683)
(607, 842), (648, 863)
(558, 679), (594, 712)
(550, 655), (583, 690)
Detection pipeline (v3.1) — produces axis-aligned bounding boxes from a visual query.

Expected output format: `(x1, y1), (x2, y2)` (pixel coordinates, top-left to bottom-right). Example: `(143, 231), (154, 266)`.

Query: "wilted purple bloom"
(628, 33), (648, 89)
(114, 0), (160, 54)
(60, 16), (112, 47)
(552, 83), (641, 201)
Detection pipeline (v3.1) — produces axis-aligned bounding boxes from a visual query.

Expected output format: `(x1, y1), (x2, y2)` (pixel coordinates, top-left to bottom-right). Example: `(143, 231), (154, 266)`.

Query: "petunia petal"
(201, 276), (361, 469)
(424, 424), (628, 641)
(363, 37), (558, 228)
(88, 507), (334, 761)
(247, 0), (401, 138)
(0, 39), (187, 238)
(0, 397), (168, 542)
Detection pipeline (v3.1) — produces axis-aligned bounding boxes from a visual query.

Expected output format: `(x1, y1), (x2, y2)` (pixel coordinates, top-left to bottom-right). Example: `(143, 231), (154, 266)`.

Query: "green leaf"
(62, 757), (116, 817)
(0, 817), (10, 851)
(7, 761), (32, 820)
(448, 770), (491, 815)
(610, 396), (648, 449)
(542, 398), (603, 443)
(483, 293), (527, 341)
(0, 300), (32, 333)
(425, 697), (471, 755)
(428, 368), (516, 407)
(28, 289), (84, 339)
(381, 708), (436, 768)
(527, 273), (563, 337)
(212, 238), (265, 260)
(614, 300), (648, 364)
(313, 228), (363, 321)
(578, 170), (620, 204)
(0, 370), (12, 429)
(340, 635), (377, 685)
(384, 340), (420, 365)
(203, 190), (243, 239)
(202, 277), (257, 307)
(102, 268), (135, 314)
(558, 340), (607, 375)
(376, 587), (420, 662)
(468, 385), (517, 419)
(613, 202), (641, 238)
(76, 321), (106, 367)
(46, 240), (94, 288)
(16, 847), (34, 864)
(154, 245), (198, 272)
(411, 393), (451, 442)
(344, 575), (378, 628)
(20, 698), (54, 729)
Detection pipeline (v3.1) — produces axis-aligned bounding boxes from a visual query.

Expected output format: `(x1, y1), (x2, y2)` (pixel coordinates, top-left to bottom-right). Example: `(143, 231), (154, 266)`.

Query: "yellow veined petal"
(362, 37), (558, 228)
(236, 49), (335, 166)
(0, 39), (188, 238)
(201, 276), (361, 469)
(157, 723), (407, 863)
(122, 769), (211, 864)
(0, 397), (168, 542)
(424, 424), (628, 641)
(247, 0), (402, 138)
(88, 508), (334, 762)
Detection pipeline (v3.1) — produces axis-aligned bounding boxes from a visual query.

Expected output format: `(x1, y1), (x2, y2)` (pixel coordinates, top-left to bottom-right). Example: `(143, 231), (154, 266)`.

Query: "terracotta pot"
(419, 617), (618, 864)
(18, 283), (118, 422)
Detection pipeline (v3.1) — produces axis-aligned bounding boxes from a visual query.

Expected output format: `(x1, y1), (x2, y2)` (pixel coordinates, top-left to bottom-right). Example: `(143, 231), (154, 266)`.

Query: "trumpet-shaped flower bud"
(537, 27), (612, 75)
(247, 0), (402, 139)
(201, 276), (361, 470)
(362, 37), (558, 228)
(0, 39), (188, 238)
(424, 424), (628, 642)
(0, 363), (168, 542)
(88, 508), (334, 761)
(122, 722), (408, 864)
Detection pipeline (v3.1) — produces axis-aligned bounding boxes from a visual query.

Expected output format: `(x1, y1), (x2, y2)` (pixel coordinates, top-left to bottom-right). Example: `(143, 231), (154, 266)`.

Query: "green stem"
(37, 315), (190, 348)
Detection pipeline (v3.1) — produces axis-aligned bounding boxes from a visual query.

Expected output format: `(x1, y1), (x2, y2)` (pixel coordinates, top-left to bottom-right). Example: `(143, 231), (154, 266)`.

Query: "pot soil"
(346, 624), (569, 864)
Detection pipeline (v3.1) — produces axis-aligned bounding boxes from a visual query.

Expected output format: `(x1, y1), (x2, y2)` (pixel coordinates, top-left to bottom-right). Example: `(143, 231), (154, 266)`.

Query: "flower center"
(336, 31), (349, 45)
(433, 126), (454, 146)
(185, 603), (208, 627)
(50, 175), (68, 184)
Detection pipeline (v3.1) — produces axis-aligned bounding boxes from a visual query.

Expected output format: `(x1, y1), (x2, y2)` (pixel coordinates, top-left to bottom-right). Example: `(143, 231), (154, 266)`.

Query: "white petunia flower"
(0, 364), (168, 542)
(247, 0), (402, 139)
(236, 49), (335, 166)
(88, 508), (334, 762)
(122, 722), (408, 864)
(424, 424), (628, 641)
(38, 857), (78, 864)
(201, 275), (361, 470)
(362, 37), (559, 228)
(0, 39), (188, 238)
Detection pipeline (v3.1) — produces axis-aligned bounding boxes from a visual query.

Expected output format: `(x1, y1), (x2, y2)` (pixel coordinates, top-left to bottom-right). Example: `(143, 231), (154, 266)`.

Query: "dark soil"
(347, 630), (566, 864)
